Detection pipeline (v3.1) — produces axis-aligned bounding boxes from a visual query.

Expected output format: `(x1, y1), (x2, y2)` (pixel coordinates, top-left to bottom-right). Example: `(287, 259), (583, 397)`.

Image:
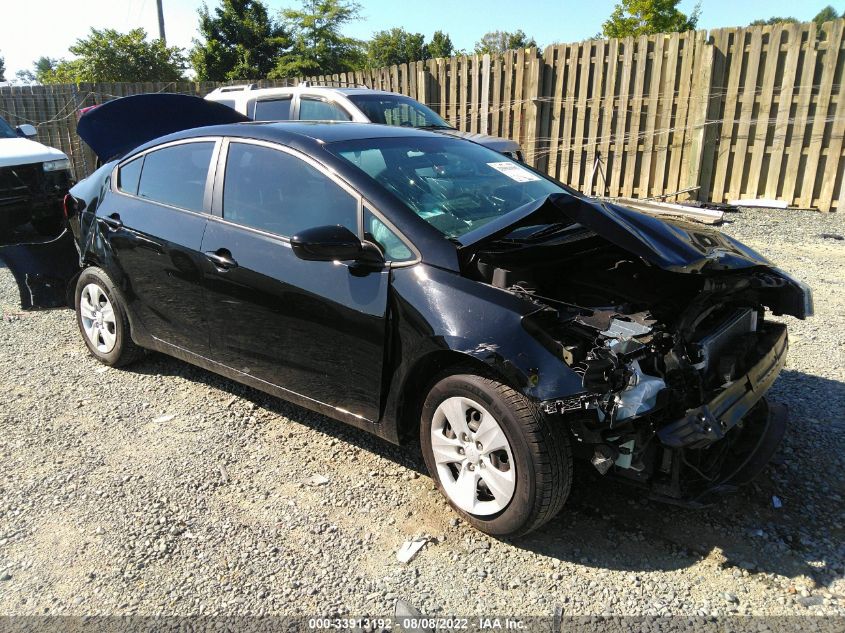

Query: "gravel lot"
(0, 208), (843, 618)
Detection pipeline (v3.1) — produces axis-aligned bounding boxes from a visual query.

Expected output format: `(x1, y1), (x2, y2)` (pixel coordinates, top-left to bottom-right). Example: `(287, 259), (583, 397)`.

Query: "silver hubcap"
(431, 396), (516, 516)
(79, 283), (117, 354)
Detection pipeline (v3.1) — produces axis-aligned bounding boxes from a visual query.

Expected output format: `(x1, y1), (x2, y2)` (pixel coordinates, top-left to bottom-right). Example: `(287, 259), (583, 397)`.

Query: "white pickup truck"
(0, 116), (72, 235)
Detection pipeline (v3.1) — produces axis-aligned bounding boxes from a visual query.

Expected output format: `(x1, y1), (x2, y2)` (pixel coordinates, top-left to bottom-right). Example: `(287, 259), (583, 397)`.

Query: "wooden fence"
(2, 19), (844, 211)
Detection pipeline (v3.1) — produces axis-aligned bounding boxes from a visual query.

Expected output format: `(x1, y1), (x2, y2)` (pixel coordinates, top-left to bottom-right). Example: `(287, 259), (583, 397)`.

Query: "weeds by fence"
(2, 20), (843, 210)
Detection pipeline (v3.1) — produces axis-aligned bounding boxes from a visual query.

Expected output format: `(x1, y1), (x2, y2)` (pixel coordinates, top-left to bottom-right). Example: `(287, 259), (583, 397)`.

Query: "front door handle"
(204, 249), (238, 270)
(101, 213), (123, 230)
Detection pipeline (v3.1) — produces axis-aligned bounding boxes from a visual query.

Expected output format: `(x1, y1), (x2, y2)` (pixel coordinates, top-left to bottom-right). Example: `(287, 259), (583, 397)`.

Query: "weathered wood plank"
(623, 35), (649, 197)
(799, 20), (843, 208)
(584, 39), (606, 195)
(816, 26), (845, 210)
(609, 37), (634, 196)
(782, 23), (818, 205)
(670, 30), (698, 193)
(546, 45), (567, 181)
(654, 32), (680, 195)
(711, 28), (746, 203)
(597, 38), (619, 196)
(638, 34), (665, 198)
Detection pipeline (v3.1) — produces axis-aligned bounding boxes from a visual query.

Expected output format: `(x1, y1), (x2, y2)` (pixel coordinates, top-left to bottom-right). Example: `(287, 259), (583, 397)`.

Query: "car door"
(100, 138), (218, 355)
(201, 139), (389, 422)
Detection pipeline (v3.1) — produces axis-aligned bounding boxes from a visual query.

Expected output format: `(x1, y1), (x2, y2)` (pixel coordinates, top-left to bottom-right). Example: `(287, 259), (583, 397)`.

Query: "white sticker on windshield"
(487, 161), (541, 182)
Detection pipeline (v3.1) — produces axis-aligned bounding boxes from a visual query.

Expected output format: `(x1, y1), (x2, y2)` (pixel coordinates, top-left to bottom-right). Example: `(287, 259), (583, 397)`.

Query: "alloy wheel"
(430, 396), (516, 515)
(79, 283), (117, 354)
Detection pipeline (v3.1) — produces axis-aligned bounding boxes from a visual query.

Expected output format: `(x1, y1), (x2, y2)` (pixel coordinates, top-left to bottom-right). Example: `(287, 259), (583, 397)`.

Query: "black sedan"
(65, 94), (812, 536)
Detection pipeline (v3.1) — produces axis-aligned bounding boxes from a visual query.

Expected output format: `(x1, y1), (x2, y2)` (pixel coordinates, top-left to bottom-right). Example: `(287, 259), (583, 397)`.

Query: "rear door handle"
(101, 213), (123, 230)
(204, 249), (238, 270)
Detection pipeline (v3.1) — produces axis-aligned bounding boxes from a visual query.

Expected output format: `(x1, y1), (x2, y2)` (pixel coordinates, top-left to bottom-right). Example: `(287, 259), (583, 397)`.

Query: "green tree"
(40, 28), (186, 83)
(16, 57), (59, 84)
(0, 54), (5, 82)
(748, 16), (797, 26)
(191, 0), (288, 80)
(474, 30), (537, 55)
(367, 27), (426, 68)
(272, 0), (364, 78)
(427, 30), (454, 59)
(34, 57), (59, 83)
(602, 0), (700, 38)
(813, 5), (841, 28)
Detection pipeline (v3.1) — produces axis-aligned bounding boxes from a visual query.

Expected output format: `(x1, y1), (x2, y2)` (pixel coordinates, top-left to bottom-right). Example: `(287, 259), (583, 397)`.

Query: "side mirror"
(290, 225), (363, 262)
(16, 124), (37, 139)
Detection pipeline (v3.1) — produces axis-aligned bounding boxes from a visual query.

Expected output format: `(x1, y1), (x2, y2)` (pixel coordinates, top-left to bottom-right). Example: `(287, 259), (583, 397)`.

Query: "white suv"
(205, 83), (523, 161)
(0, 116), (72, 235)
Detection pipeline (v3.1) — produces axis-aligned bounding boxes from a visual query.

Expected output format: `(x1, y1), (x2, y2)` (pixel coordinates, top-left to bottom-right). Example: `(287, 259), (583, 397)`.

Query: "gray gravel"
(0, 208), (843, 617)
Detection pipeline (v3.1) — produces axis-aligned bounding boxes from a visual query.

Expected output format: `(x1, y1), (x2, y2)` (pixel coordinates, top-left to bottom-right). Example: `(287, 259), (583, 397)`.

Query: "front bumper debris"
(650, 398), (787, 507)
(658, 323), (788, 449)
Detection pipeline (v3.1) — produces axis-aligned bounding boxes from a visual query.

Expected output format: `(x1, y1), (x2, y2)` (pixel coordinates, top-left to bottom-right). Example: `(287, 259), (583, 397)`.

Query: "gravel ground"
(0, 208), (843, 618)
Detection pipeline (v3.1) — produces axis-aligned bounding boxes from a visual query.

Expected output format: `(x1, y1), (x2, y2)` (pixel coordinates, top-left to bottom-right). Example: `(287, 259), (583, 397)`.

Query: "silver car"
(205, 83), (523, 161)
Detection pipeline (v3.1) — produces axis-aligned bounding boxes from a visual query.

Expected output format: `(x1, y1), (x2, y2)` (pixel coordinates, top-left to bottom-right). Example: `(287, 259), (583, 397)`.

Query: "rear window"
(137, 142), (214, 212)
(253, 98), (292, 121)
(118, 157), (143, 195)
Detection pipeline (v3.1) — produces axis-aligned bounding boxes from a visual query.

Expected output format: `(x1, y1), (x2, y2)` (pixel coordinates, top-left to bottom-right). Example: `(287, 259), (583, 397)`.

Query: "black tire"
(420, 372), (572, 537)
(74, 267), (144, 367)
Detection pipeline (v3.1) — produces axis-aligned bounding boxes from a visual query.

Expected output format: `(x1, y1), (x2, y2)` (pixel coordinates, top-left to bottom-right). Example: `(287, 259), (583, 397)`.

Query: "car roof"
(133, 120), (444, 156)
(209, 85), (406, 101)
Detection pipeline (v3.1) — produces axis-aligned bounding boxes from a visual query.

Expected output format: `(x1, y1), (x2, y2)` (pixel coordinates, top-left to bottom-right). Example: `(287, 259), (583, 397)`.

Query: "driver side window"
(222, 142), (358, 238)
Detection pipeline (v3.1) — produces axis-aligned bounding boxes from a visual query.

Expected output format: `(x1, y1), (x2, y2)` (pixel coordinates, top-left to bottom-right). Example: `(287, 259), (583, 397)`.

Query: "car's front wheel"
(420, 372), (572, 537)
(75, 267), (143, 367)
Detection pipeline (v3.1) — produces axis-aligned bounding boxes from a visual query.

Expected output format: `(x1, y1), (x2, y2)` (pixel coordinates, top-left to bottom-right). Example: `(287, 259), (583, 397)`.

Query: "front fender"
(378, 263), (584, 442)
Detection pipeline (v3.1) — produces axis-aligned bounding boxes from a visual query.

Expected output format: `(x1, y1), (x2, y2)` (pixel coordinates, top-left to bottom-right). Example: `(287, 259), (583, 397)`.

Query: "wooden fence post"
(686, 32), (714, 195)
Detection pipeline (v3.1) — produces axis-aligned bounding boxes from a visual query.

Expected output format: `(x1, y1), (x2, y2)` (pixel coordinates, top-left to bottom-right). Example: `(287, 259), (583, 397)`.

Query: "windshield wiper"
(416, 124), (454, 130)
(513, 222), (575, 242)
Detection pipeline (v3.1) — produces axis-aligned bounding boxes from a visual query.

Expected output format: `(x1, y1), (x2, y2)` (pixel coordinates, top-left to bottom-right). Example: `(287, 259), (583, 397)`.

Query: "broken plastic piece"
(305, 474), (329, 486)
(772, 495), (783, 509)
(601, 318), (653, 340)
(396, 537), (428, 563)
(591, 446), (616, 475)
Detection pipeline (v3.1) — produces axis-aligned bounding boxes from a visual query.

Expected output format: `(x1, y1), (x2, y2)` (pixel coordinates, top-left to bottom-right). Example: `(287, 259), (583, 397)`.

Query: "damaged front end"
(462, 195), (810, 505)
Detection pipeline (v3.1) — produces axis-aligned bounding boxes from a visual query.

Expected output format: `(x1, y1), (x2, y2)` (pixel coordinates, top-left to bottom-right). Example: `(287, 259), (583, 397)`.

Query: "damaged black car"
(65, 94), (812, 537)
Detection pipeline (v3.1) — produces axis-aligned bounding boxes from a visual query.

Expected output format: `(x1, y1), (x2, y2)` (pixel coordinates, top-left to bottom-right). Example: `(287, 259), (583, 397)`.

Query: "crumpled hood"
(0, 137), (67, 168)
(458, 193), (773, 274)
(77, 93), (250, 162)
(433, 128), (521, 154)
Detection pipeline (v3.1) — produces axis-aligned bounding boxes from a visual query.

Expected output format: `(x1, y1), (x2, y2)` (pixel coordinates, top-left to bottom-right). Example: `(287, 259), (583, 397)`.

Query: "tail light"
(63, 194), (75, 219)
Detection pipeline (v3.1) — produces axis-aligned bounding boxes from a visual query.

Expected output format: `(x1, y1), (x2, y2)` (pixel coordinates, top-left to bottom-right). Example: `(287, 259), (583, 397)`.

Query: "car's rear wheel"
(420, 372), (572, 537)
(75, 267), (143, 367)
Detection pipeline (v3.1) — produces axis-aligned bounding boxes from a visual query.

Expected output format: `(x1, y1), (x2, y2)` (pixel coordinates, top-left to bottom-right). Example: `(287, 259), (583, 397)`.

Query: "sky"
(0, 0), (838, 77)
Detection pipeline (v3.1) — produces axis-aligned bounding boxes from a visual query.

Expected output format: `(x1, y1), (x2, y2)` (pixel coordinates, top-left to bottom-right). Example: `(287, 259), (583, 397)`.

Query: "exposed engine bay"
(464, 221), (799, 504)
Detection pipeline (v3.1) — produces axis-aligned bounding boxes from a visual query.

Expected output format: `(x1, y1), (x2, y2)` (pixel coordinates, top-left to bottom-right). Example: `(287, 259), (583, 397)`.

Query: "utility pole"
(156, 0), (166, 43)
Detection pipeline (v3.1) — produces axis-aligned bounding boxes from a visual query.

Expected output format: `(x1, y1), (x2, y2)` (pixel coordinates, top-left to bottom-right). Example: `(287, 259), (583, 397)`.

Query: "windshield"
(329, 136), (564, 239)
(0, 116), (17, 139)
(347, 94), (451, 129)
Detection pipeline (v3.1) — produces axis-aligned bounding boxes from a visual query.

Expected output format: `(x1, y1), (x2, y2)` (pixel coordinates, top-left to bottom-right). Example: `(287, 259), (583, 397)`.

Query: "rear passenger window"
(137, 142), (214, 212)
(253, 98), (292, 121)
(118, 157), (143, 195)
(299, 97), (351, 121)
(223, 142), (358, 237)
